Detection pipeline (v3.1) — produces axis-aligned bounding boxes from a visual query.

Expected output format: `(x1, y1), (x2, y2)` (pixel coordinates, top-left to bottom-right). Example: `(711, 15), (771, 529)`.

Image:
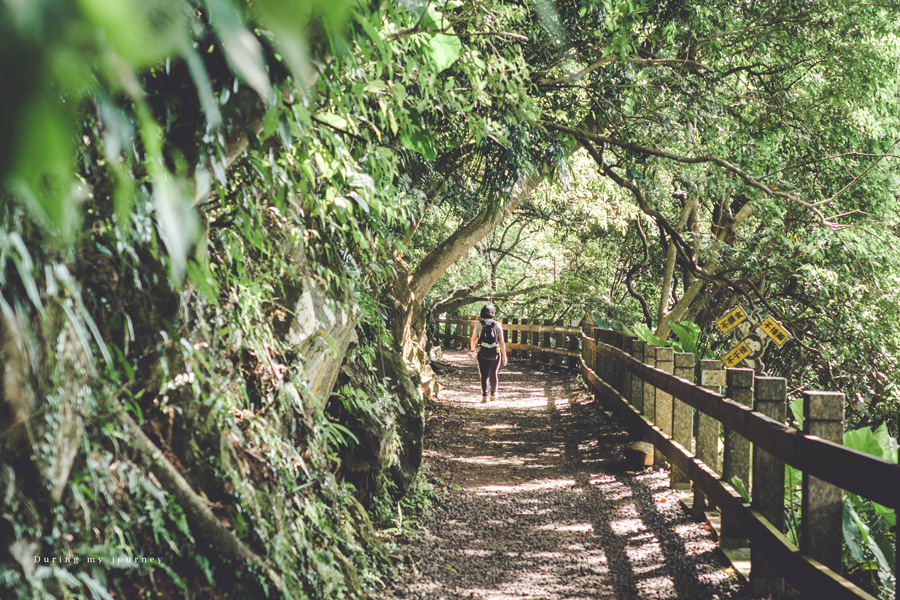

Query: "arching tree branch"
(625, 217), (654, 327)
(409, 174), (540, 301)
(542, 120), (833, 223)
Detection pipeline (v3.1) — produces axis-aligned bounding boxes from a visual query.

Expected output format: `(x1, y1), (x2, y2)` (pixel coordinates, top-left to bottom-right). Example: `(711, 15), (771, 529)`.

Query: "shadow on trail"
(392, 350), (752, 600)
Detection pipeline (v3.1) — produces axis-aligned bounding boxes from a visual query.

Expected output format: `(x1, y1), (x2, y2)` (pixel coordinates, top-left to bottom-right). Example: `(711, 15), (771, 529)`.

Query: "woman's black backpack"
(479, 319), (499, 355)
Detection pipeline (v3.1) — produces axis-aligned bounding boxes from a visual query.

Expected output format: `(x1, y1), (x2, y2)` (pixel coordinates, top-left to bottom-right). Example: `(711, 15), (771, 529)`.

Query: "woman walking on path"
(469, 305), (508, 403)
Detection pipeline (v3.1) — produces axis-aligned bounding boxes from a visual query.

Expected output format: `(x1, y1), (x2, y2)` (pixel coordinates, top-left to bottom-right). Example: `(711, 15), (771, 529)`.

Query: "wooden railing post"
(694, 359), (724, 516)
(630, 340), (646, 414)
(463, 316), (471, 349)
(582, 324), (591, 369)
(462, 315), (471, 348)
(510, 318), (519, 358)
(654, 347), (675, 468)
(722, 367), (753, 548)
(586, 328), (601, 405)
(623, 337), (634, 405)
(598, 329), (615, 386)
(592, 327), (605, 383)
(594, 328), (605, 380)
(579, 322), (587, 363)
(567, 322), (579, 370)
(553, 321), (564, 367)
(584, 325), (593, 374)
(800, 391), (845, 572)
(544, 319), (552, 365)
(607, 331), (617, 392)
(530, 318), (540, 361)
(501, 317), (509, 358)
(643, 345), (657, 424)
(542, 318), (553, 365)
(672, 352), (695, 488)
(517, 318), (525, 358)
(613, 332), (625, 395)
(579, 316), (591, 340)
(751, 377), (787, 597)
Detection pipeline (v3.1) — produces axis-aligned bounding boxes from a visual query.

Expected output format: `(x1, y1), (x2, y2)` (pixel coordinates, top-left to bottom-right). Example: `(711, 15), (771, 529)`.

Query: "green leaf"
(731, 475), (750, 503)
(844, 496), (893, 575)
(186, 260), (220, 303)
(632, 322), (667, 347)
(419, 6), (461, 72)
(78, 571), (115, 600)
(670, 321), (701, 358)
(315, 112), (351, 132)
(424, 33), (462, 73)
(76, 0), (187, 67)
(182, 44), (222, 129)
(399, 123), (437, 160)
(7, 232), (43, 314)
(153, 176), (198, 282)
(843, 497), (868, 563)
(9, 97), (79, 239)
(249, 0), (351, 84)
(871, 422), (897, 463)
(788, 398), (804, 429)
(845, 425), (892, 462)
(261, 105), (281, 139)
(206, 0), (273, 101)
(363, 80), (387, 93)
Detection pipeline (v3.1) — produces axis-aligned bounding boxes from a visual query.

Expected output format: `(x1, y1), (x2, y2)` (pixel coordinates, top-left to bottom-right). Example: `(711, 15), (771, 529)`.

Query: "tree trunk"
(408, 176), (538, 304)
(393, 174), (539, 381)
(655, 200), (756, 339)
(656, 195), (699, 335)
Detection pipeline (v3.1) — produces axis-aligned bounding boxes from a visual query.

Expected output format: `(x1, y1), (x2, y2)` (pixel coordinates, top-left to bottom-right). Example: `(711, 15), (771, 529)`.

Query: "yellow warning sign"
(722, 340), (752, 368)
(715, 306), (748, 335)
(759, 316), (791, 346)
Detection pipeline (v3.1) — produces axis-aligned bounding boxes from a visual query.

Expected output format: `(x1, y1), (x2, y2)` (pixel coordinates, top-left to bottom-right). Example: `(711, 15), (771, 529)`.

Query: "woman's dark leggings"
(477, 355), (501, 395)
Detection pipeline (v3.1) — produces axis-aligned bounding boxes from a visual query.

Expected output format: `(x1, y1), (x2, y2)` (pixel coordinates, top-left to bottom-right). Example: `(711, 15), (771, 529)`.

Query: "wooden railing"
(582, 327), (899, 600)
(437, 316), (900, 599)
(439, 316), (583, 369)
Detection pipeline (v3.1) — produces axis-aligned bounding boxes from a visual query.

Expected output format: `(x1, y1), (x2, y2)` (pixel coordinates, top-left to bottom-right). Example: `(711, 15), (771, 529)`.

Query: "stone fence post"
(694, 359), (724, 516)
(722, 368), (753, 548)
(630, 340), (646, 414)
(671, 352), (694, 488)
(654, 347), (674, 468)
(751, 377), (787, 596)
(800, 391), (845, 571)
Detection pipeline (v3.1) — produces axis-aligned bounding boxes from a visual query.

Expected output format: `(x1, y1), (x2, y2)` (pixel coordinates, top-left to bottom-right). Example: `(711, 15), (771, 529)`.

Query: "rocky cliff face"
(285, 248), (360, 402)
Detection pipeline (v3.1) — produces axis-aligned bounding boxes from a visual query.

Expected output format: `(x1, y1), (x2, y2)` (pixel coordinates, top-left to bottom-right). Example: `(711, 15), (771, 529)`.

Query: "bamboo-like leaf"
(206, 0), (273, 101)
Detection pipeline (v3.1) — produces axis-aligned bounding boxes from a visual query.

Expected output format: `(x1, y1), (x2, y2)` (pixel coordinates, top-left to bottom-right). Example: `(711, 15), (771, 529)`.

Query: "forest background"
(1, 0), (899, 598)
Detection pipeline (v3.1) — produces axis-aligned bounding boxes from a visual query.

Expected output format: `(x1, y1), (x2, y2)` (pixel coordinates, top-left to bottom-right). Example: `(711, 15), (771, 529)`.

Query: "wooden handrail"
(438, 317), (582, 335)
(581, 351), (881, 600)
(590, 336), (900, 510)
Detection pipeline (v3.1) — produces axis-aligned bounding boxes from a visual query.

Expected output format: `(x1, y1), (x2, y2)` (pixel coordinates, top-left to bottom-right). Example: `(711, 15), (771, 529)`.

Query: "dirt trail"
(384, 350), (757, 600)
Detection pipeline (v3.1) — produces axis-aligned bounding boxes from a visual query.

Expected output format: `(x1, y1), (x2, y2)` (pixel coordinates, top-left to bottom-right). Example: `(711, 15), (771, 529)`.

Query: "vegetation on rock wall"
(2, 0), (900, 598)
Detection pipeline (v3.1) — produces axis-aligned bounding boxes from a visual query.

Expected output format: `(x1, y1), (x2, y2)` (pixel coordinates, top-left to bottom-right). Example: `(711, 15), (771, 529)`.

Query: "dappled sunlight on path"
(383, 350), (755, 600)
